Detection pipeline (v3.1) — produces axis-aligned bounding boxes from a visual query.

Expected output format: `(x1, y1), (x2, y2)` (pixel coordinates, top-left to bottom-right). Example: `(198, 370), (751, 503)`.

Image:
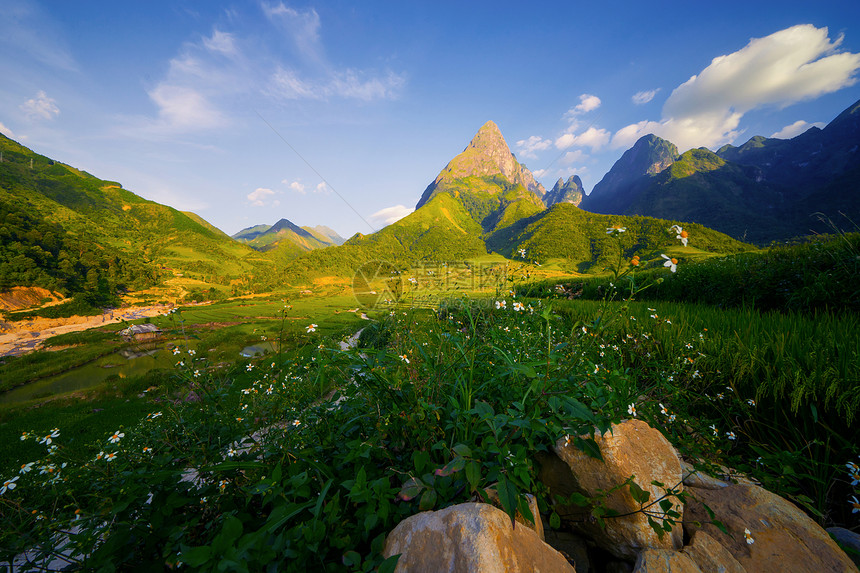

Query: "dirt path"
(0, 305), (170, 358)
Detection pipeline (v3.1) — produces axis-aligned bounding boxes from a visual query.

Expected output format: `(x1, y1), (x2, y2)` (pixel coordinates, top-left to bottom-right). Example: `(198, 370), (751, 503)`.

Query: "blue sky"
(2, 1), (859, 238)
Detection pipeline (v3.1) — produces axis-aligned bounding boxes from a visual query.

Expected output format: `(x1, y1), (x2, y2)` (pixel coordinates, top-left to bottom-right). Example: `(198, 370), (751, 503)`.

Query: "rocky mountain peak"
(415, 121), (546, 209)
(544, 175), (584, 207)
(581, 134), (679, 213)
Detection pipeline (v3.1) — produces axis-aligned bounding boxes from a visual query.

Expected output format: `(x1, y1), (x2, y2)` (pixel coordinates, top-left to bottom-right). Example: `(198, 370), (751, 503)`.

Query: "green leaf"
(496, 475), (519, 526)
(452, 444), (473, 458)
(397, 477), (425, 501)
(659, 499), (674, 513)
(473, 400), (495, 419)
(629, 480), (650, 504)
(465, 461), (481, 490)
(378, 554), (401, 573)
(647, 516), (666, 539)
(342, 551), (361, 567)
(180, 545), (212, 567)
(419, 488), (437, 511)
(434, 457), (466, 477)
(549, 512), (561, 529)
(563, 397), (596, 423)
(566, 492), (591, 507)
(712, 519), (728, 535)
(574, 437), (603, 461)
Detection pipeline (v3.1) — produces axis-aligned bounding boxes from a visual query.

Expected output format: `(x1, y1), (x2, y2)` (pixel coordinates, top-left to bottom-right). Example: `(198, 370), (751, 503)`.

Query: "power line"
(254, 111), (377, 234)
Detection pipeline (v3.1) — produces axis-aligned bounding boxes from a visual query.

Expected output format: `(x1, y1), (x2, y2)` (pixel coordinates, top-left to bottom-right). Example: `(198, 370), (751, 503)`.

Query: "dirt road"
(0, 305), (170, 358)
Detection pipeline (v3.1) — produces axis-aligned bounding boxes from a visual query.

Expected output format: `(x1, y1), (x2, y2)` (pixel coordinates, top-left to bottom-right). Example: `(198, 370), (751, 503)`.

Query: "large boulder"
(547, 419), (684, 560)
(827, 527), (860, 568)
(684, 483), (859, 572)
(633, 549), (703, 572)
(382, 502), (575, 572)
(681, 531), (746, 573)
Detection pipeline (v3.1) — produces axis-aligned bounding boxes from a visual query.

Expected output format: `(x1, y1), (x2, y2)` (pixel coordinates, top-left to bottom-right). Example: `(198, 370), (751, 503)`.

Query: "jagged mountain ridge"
(544, 175), (584, 207)
(580, 98), (860, 243)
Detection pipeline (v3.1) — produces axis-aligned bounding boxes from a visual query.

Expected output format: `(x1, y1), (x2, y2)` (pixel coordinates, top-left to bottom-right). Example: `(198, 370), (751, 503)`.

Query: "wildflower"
(846, 460), (859, 473)
(147, 411), (162, 420)
(518, 248), (527, 258)
(747, 399), (756, 407)
(513, 301), (525, 312)
(726, 431), (737, 440)
(630, 255), (640, 266)
(176, 361), (184, 367)
(851, 496), (860, 514)
(627, 403), (637, 417)
(1, 476), (18, 495)
(19, 462), (35, 474)
(672, 225), (689, 247)
(143, 446), (153, 454)
(685, 343), (693, 349)
(105, 453), (117, 462)
(188, 349), (196, 356)
(292, 419), (300, 427)
(172, 347), (181, 355)
(710, 424), (718, 436)
(219, 479), (229, 492)
(39, 464), (56, 475)
(95, 451), (105, 461)
(108, 430), (125, 444)
(495, 300), (506, 310)
(659, 403), (669, 416)
(606, 225), (627, 234)
(236, 417), (244, 422)
(227, 448), (237, 458)
(668, 414), (677, 422)
(744, 528), (754, 545)
(20, 431), (30, 441)
(503, 326), (510, 333)
(661, 254), (678, 273)
(848, 471), (859, 487)
(399, 354), (410, 364)
(306, 323), (317, 333)
(193, 369), (200, 378)
(74, 509), (82, 521)
(246, 364), (254, 372)
(39, 428), (60, 446)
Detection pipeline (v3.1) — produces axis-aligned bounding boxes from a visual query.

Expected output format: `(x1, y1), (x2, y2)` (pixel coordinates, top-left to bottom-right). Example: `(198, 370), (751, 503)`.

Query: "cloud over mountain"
(613, 24), (860, 151)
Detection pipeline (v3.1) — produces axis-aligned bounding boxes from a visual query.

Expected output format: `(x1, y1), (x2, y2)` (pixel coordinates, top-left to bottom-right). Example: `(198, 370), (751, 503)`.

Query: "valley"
(1, 101), (858, 571)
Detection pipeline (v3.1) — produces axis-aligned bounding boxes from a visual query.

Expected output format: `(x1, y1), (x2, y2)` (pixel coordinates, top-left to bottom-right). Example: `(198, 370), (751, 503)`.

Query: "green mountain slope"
(0, 134), (265, 298)
(487, 203), (751, 270)
(272, 192), (488, 284)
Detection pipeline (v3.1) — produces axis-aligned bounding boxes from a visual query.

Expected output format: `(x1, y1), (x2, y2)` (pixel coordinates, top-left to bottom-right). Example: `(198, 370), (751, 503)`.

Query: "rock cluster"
(383, 419), (859, 572)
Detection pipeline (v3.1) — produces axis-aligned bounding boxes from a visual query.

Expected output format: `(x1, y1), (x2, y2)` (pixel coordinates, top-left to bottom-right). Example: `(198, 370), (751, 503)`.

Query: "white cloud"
(532, 169), (547, 179)
(560, 150), (586, 165)
(148, 84), (226, 130)
(566, 94), (601, 117)
(770, 120), (826, 139)
(202, 29), (238, 56)
(20, 90), (59, 120)
(247, 187), (275, 207)
(516, 135), (552, 159)
(262, 3), (322, 61)
(269, 66), (405, 101)
(315, 182), (331, 194)
(555, 126), (610, 150)
(613, 25), (860, 151)
(370, 205), (413, 226)
(632, 89), (660, 105)
(285, 180), (306, 194)
(0, 122), (15, 138)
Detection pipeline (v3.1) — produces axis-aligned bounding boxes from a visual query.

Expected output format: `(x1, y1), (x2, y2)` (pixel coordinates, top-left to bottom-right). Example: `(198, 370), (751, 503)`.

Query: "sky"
(2, 1), (860, 238)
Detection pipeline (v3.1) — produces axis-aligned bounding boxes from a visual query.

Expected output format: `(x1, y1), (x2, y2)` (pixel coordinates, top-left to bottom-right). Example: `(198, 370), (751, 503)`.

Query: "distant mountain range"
(580, 98), (860, 243)
(6, 97), (856, 297)
(233, 219), (345, 253)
